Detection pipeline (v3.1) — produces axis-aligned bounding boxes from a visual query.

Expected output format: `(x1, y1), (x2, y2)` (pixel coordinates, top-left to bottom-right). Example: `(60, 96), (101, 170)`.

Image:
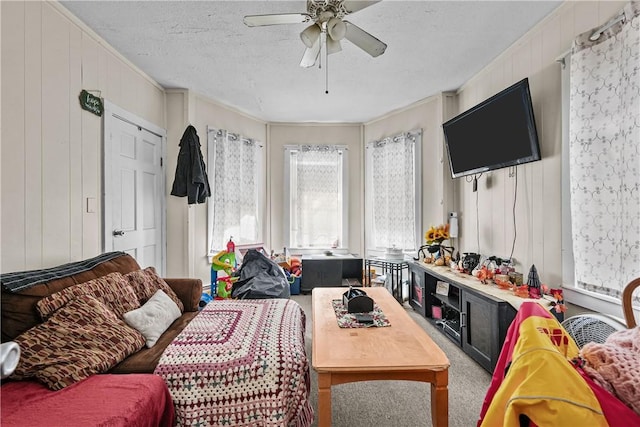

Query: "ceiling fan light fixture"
(326, 36), (342, 55)
(327, 17), (346, 41)
(300, 24), (321, 48)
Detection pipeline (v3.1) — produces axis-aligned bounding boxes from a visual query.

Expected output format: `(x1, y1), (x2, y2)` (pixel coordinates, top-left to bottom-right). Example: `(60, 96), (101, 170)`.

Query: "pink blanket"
(580, 326), (640, 416)
(1, 374), (174, 427)
(154, 298), (313, 426)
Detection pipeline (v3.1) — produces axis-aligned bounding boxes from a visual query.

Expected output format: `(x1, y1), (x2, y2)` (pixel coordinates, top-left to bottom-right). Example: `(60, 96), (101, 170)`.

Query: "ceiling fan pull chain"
(318, 31), (323, 69)
(325, 38), (329, 94)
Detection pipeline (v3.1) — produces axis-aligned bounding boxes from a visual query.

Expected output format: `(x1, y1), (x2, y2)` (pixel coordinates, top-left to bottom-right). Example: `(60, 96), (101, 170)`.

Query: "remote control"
(354, 313), (374, 324)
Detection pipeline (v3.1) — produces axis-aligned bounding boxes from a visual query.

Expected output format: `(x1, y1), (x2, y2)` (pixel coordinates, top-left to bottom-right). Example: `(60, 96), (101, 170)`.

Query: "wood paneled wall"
(454, 1), (627, 286)
(1, 2), (165, 272)
(2, 0), (627, 295)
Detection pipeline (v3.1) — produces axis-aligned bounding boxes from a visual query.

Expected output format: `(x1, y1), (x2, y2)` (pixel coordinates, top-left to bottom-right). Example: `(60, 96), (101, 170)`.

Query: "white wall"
(164, 90), (268, 285)
(454, 1), (627, 304)
(268, 123), (364, 256)
(1, 1), (165, 272)
(3, 1), (632, 319)
(363, 94), (457, 254)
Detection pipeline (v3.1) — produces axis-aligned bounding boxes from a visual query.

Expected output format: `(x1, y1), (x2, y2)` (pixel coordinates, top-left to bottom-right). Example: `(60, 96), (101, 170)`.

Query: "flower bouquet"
(420, 224), (453, 265)
(425, 223), (450, 246)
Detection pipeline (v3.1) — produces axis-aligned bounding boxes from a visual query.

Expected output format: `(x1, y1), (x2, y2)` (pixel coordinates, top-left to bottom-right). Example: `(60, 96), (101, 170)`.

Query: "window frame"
(364, 130), (422, 257)
(206, 127), (265, 256)
(283, 144), (349, 252)
(559, 53), (636, 318)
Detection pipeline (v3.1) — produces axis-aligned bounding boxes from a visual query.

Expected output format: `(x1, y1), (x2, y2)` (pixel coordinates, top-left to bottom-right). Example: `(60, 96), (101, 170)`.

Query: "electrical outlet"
(86, 197), (97, 213)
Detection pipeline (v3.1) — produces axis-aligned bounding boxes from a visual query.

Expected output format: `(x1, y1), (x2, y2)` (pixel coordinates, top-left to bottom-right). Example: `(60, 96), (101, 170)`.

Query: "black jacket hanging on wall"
(171, 125), (211, 204)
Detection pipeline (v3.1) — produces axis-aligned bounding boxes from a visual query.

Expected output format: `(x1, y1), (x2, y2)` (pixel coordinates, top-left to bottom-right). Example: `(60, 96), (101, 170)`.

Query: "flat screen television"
(442, 78), (541, 179)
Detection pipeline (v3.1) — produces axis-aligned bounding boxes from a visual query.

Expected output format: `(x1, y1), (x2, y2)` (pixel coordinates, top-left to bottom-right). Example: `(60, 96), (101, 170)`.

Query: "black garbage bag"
(231, 249), (291, 299)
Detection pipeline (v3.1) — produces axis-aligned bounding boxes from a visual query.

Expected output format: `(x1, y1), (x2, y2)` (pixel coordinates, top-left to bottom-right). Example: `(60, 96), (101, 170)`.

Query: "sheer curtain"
(289, 145), (345, 248)
(208, 129), (262, 253)
(569, 2), (640, 300)
(367, 130), (421, 250)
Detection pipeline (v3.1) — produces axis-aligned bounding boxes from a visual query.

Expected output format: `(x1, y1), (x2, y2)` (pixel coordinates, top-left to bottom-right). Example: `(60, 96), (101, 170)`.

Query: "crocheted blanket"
(154, 299), (313, 426)
(580, 326), (640, 416)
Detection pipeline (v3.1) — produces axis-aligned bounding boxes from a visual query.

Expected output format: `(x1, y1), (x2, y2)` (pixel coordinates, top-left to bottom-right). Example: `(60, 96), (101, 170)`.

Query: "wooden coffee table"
(312, 287), (450, 426)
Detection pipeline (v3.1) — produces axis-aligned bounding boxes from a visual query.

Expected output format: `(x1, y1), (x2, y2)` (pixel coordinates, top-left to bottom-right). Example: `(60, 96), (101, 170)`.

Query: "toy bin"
(290, 276), (301, 295)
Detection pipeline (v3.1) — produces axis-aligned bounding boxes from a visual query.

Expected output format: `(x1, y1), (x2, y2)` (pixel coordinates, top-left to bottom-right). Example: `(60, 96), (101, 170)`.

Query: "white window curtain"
(285, 145), (347, 249)
(207, 128), (263, 253)
(366, 130), (422, 251)
(569, 1), (640, 301)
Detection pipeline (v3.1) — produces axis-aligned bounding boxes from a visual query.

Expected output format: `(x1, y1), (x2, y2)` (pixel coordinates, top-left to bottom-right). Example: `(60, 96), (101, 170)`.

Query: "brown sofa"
(1, 253), (202, 374)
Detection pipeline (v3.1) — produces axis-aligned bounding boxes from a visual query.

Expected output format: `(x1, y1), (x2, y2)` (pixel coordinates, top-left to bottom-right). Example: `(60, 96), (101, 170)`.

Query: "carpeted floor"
(291, 293), (493, 427)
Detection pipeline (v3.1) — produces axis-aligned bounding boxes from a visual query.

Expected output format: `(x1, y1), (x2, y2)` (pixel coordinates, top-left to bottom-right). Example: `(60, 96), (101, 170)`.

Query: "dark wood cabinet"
(408, 263), (427, 317)
(409, 261), (517, 372)
(461, 290), (498, 370)
(301, 255), (363, 293)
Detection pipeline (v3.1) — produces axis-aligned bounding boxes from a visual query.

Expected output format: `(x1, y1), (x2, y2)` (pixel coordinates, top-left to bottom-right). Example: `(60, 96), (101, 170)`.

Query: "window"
(365, 130), (422, 253)
(207, 128), (264, 254)
(560, 7), (640, 312)
(284, 145), (348, 250)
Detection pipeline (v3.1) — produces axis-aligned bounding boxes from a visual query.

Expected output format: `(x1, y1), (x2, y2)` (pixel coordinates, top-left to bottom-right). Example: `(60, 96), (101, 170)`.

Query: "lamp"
(327, 17), (346, 41)
(300, 23), (321, 48)
(301, 17), (347, 94)
(326, 36), (342, 55)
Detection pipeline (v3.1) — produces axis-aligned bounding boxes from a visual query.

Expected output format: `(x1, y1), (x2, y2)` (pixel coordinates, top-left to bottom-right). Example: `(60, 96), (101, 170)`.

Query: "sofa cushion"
(11, 294), (146, 390)
(110, 311), (200, 374)
(123, 289), (182, 348)
(125, 267), (184, 312)
(36, 272), (140, 319)
(1, 253), (141, 342)
(164, 278), (203, 312)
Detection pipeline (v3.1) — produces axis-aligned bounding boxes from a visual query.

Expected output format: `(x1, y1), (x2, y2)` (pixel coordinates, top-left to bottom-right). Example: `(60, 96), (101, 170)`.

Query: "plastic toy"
(199, 292), (213, 310)
(216, 275), (236, 299)
(211, 237), (238, 298)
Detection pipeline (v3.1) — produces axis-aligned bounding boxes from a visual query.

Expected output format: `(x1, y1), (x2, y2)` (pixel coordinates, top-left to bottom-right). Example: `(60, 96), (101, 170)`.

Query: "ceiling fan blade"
(342, 1), (381, 14)
(343, 21), (387, 57)
(243, 13), (311, 27)
(300, 37), (321, 68)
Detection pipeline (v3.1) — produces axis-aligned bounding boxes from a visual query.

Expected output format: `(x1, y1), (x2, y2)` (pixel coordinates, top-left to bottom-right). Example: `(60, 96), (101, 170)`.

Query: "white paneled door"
(104, 102), (166, 275)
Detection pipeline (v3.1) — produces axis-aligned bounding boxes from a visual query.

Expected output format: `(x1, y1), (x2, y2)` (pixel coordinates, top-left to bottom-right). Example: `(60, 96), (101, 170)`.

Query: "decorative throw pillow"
(36, 272), (140, 319)
(12, 294), (145, 390)
(123, 289), (182, 348)
(125, 267), (184, 312)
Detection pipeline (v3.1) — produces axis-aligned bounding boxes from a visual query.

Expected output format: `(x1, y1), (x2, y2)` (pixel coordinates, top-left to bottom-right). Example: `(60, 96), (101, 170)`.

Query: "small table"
(364, 257), (409, 302)
(312, 287), (450, 427)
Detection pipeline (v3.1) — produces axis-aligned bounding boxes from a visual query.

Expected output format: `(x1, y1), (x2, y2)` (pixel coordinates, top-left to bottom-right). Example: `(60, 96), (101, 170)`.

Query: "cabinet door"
(461, 290), (498, 372)
(409, 265), (426, 316)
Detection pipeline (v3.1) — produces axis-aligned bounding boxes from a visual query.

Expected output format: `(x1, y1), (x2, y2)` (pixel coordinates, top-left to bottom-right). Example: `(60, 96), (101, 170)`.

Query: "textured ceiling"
(60, 1), (562, 123)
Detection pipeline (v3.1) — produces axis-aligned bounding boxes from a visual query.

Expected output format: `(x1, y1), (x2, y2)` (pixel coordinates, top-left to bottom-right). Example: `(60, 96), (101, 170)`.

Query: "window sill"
(289, 247), (351, 256)
(561, 285), (631, 320)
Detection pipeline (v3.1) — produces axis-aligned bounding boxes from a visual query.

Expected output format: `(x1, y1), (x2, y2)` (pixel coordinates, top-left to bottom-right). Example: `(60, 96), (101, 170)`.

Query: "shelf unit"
(365, 257), (409, 303)
(409, 261), (518, 372)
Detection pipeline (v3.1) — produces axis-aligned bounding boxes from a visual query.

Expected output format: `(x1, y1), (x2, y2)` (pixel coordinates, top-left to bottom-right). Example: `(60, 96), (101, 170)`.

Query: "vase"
(427, 244), (442, 255)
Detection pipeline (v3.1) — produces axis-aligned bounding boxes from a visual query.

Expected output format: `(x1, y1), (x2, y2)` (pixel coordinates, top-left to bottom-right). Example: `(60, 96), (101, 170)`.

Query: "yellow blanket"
(481, 315), (608, 427)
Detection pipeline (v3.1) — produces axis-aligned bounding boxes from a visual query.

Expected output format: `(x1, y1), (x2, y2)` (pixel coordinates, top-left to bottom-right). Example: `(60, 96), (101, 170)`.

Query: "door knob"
(113, 230), (125, 237)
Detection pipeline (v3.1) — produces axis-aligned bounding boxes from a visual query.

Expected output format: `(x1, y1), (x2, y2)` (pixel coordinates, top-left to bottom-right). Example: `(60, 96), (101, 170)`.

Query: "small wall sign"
(79, 90), (103, 117)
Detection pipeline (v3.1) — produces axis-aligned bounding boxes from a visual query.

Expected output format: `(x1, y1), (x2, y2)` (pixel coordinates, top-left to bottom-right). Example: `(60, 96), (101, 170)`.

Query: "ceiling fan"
(243, 0), (387, 68)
